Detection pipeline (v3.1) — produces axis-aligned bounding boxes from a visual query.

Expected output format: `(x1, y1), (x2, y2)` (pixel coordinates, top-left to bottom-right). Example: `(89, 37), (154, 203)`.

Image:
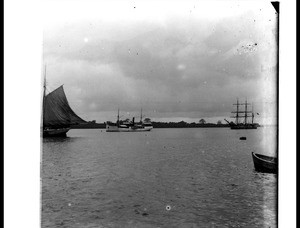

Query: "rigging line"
(45, 88), (51, 94)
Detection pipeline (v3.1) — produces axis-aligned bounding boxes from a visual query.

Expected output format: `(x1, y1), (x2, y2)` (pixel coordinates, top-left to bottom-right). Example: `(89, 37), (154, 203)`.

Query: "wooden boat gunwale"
(251, 152), (278, 173)
(252, 152), (277, 164)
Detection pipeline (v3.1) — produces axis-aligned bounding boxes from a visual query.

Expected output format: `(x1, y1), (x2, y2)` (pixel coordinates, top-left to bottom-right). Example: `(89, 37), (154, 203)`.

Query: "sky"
(43, 0), (278, 124)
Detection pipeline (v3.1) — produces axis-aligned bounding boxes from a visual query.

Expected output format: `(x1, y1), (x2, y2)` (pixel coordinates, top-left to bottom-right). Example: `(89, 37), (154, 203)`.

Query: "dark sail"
(43, 85), (86, 128)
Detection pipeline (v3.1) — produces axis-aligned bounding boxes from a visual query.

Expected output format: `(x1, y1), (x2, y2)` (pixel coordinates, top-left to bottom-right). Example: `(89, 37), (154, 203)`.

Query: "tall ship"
(106, 109), (153, 132)
(224, 98), (259, 130)
(42, 68), (86, 137)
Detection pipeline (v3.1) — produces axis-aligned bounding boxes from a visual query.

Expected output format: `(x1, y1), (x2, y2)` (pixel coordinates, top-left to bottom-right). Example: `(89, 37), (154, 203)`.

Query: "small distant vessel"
(224, 98), (259, 130)
(252, 152), (278, 174)
(42, 67), (86, 137)
(239, 137), (247, 140)
(106, 109), (153, 132)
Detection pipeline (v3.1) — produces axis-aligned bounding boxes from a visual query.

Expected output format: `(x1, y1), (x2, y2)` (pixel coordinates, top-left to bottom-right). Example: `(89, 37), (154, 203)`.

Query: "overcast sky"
(43, 0), (278, 124)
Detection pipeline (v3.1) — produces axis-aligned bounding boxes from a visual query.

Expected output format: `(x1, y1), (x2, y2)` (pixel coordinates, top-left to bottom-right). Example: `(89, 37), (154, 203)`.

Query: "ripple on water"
(42, 128), (277, 227)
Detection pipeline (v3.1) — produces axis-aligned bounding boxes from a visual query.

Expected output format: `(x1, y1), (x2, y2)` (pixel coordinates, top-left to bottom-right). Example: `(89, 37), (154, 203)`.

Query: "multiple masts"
(231, 98), (255, 125)
(116, 108), (144, 126)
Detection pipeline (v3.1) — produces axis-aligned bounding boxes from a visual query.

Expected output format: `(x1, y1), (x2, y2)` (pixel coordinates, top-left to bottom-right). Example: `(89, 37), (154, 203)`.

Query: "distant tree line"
(71, 119), (229, 129)
(151, 121), (229, 128)
(72, 118), (263, 129)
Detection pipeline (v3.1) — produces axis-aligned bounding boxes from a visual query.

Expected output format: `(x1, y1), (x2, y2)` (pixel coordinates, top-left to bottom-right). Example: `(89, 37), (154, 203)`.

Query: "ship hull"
(106, 124), (152, 132)
(230, 124), (257, 130)
(144, 126), (153, 131)
(43, 128), (70, 137)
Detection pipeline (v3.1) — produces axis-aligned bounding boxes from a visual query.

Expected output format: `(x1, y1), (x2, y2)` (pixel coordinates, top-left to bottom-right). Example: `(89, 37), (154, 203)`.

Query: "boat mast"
(140, 108), (143, 123)
(117, 108), (120, 126)
(42, 65), (47, 128)
(252, 103), (254, 124)
(245, 98), (248, 124)
(43, 66), (46, 97)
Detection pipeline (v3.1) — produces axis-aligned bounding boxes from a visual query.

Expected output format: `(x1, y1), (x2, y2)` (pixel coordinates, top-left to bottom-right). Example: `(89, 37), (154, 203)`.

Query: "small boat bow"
(252, 152), (278, 174)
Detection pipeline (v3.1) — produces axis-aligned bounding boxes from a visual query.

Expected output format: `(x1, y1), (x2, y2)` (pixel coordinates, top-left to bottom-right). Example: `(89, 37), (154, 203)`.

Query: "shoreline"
(71, 123), (240, 129)
(71, 122), (267, 130)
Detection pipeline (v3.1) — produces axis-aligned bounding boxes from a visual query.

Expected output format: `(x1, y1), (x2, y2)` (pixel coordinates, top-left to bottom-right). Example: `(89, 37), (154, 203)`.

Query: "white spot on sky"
(177, 64), (186, 70)
(84, 37), (89, 43)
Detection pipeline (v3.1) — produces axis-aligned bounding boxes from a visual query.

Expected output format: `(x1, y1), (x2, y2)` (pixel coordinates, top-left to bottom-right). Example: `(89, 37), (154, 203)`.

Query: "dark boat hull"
(252, 152), (278, 174)
(231, 125), (257, 130)
(43, 128), (70, 137)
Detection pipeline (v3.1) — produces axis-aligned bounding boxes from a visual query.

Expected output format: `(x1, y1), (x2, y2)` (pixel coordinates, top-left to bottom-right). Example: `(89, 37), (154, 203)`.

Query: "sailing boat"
(224, 98), (259, 130)
(42, 67), (86, 137)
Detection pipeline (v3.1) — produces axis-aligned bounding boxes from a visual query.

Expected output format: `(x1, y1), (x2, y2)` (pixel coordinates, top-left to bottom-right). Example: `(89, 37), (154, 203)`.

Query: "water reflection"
(252, 172), (277, 228)
(43, 136), (82, 143)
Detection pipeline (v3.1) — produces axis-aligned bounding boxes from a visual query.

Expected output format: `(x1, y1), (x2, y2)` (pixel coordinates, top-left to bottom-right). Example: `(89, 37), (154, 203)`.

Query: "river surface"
(42, 127), (277, 228)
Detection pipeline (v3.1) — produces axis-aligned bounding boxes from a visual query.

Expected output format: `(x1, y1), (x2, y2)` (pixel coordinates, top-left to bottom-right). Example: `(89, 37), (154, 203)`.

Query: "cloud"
(43, 2), (277, 124)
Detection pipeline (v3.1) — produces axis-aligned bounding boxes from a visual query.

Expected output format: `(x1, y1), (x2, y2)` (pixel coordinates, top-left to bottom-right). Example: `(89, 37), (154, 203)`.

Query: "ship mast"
(244, 98), (248, 124)
(140, 108), (143, 123)
(239, 99), (251, 125)
(233, 98), (239, 124)
(231, 98), (253, 125)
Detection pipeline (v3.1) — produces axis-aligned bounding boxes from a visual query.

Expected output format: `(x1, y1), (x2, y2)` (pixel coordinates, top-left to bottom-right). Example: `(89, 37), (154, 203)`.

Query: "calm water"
(42, 127), (277, 228)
